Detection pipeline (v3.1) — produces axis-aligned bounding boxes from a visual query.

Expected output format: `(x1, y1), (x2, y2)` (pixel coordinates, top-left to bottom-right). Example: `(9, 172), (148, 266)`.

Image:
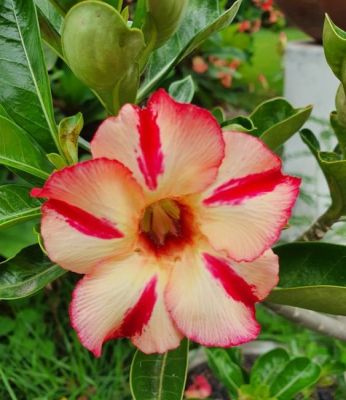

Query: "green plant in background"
(1, 0), (346, 399)
(207, 347), (321, 400)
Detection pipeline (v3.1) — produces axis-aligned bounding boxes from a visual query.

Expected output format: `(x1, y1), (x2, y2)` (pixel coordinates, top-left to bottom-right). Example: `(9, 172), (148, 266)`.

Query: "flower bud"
(62, 1), (145, 112)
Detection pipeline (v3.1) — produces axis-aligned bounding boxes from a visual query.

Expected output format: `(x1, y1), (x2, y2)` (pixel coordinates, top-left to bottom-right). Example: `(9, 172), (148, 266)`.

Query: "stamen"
(140, 199), (182, 247)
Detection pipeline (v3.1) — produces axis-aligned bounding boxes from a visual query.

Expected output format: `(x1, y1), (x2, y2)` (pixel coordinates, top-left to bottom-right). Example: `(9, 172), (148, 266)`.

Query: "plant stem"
(265, 303), (346, 342)
(78, 137), (91, 152)
(297, 207), (340, 241)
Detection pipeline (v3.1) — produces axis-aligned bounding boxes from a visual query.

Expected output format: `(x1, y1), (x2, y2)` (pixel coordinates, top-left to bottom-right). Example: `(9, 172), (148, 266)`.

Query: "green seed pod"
(62, 1), (145, 112)
(146, 0), (188, 48)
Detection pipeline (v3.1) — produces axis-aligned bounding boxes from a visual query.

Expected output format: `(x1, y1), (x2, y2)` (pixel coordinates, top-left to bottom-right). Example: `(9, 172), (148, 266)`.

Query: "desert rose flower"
(32, 90), (300, 356)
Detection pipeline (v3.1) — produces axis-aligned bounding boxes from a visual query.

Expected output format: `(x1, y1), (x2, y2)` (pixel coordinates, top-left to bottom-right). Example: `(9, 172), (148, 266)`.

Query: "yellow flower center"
(139, 198), (195, 258)
(140, 199), (181, 246)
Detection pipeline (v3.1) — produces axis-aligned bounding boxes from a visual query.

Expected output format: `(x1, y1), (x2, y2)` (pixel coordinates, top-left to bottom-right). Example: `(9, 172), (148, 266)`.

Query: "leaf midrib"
(0, 206), (41, 227)
(0, 154), (49, 179)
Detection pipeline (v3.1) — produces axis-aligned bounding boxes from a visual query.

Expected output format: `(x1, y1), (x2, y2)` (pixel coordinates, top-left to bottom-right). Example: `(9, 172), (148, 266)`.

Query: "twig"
(297, 208), (340, 241)
(265, 303), (346, 342)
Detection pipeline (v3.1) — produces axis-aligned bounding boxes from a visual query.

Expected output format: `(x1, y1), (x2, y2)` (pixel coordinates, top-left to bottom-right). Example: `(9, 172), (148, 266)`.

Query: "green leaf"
(0, 220), (38, 258)
(270, 357), (321, 400)
(138, 0), (241, 101)
(323, 15), (346, 89)
(47, 152), (67, 169)
(250, 98), (312, 150)
(206, 348), (244, 398)
(130, 339), (189, 400)
(35, 0), (63, 32)
(268, 242), (346, 315)
(238, 384), (274, 400)
(211, 107), (225, 124)
(301, 129), (346, 217)
(222, 116), (256, 133)
(168, 76), (195, 103)
(0, 116), (52, 179)
(0, 245), (66, 300)
(37, 8), (64, 59)
(35, 0), (64, 59)
(0, 104), (11, 119)
(0, 0), (59, 152)
(250, 348), (290, 388)
(0, 185), (41, 230)
(62, 1), (145, 114)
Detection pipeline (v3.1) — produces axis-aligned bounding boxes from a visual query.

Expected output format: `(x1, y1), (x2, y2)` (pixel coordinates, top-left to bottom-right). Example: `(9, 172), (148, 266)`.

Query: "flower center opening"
(139, 198), (194, 257)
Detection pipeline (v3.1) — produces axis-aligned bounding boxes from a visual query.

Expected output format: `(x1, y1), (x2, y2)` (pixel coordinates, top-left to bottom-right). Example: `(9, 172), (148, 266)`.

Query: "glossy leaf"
(62, 1), (145, 113)
(35, 0), (64, 58)
(130, 339), (189, 400)
(0, 245), (66, 300)
(301, 129), (346, 217)
(268, 242), (346, 315)
(0, 0), (59, 152)
(270, 357), (321, 400)
(35, 0), (63, 31)
(168, 75), (195, 103)
(0, 116), (52, 179)
(0, 185), (41, 230)
(323, 15), (346, 89)
(250, 98), (312, 150)
(138, 0), (241, 101)
(0, 221), (38, 258)
(250, 348), (290, 388)
(37, 10), (63, 59)
(206, 348), (244, 398)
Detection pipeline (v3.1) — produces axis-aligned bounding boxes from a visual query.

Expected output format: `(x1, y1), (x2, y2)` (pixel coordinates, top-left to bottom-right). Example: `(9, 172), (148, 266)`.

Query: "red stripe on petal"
(204, 168), (286, 206)
(44, 199), (123, 239)
(203, 253), (259, 305)
(137, 107), (164, 190)
(120, 276), (157, 337)
(103, 276), (157, 344)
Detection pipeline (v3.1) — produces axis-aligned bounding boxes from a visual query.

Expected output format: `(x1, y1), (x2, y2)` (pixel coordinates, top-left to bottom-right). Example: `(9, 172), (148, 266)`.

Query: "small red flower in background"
(185, 375), (212, 399)
(192, 56), (209, 74)
(254, 0), (273, 12)
(238, 20), (251, 33)
(32, 90), (300, 356)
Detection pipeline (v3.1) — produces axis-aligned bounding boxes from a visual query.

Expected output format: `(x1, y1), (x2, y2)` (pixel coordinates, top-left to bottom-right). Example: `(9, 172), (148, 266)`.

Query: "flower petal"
(165, 246), (271, 347)
(40, 201), (134, 274)
(217, 249), (279, 301)
(70, 254), (158, 357)
(91, 89), (224, 197)
(132, 270), (182, 354)
(32, 159), (145, 272)
(208, 131), (281, 186)
(32, 158), (144, 233)
(199, 132), (300, 262)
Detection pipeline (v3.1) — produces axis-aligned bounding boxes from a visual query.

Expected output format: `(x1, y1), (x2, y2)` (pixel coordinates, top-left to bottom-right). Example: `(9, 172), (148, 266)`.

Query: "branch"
(297, 208), (340, 241)
(265, 303), (346, 342)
